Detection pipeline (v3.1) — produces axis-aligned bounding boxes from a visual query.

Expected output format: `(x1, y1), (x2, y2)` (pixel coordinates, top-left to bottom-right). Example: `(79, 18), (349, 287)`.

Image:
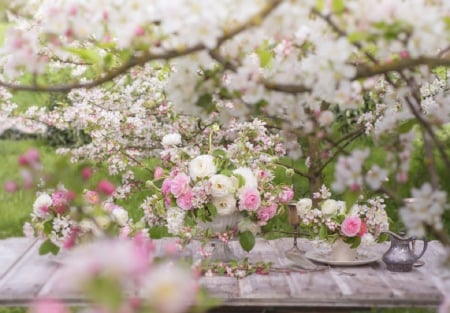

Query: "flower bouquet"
(295, 189), (389, 261)
(142, 119), (294, 256)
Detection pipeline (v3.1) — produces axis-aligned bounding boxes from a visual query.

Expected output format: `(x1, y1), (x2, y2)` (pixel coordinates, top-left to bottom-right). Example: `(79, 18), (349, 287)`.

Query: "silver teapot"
(382, 231), (427, 272)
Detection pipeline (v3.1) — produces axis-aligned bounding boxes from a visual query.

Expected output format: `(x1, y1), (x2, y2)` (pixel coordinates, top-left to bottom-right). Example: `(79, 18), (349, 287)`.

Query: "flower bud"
(285, 168), (295, 177)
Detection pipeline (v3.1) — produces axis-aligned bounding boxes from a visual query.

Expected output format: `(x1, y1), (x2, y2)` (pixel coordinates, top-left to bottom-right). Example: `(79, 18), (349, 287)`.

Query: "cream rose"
(188, 155), (217, 180)
(209, 174), (234, 197)
(212, 195), (237, 216)
(321, 199), (339, 216)
(296, 198), (312, 216)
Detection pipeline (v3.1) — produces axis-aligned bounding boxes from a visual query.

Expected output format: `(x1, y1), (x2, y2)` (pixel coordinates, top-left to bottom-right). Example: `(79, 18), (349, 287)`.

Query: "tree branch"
(0, 0), (283, 93)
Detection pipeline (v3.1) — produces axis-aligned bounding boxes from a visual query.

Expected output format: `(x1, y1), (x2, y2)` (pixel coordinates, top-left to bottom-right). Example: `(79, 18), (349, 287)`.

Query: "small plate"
(305, 249), (381, 266)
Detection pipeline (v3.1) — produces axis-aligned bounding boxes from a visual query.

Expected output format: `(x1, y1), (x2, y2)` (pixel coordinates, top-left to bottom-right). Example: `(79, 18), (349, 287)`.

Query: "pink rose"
(257, 204), (277, 224)
(170, 173), (190, 197)
(279, 186), (294, 203)
(239, 187), (261, 211)
(341, 216), (362, 237)
(52, 190), (71, 214)
(161, 178), (172, 196)
(176, 188), (193, 210)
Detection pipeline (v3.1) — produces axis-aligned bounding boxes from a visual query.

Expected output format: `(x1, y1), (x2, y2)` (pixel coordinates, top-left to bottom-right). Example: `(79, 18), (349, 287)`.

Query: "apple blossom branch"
(0, 0), (283, 93)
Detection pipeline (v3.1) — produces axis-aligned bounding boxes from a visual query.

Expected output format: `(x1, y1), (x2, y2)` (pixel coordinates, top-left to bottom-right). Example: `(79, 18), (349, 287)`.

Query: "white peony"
(336, 200), (346, 215)
(161, 133), (182, 146)
(112, 207), (129, 226)
(33, 193), (52, 217)
(296, 198), (312, 216)
(209, 174), (234, 197)
(233, 167), (257, 190)
(212, 194), (237, 216)
(321, 199), (339, 216)
(189, 154), (217, 180)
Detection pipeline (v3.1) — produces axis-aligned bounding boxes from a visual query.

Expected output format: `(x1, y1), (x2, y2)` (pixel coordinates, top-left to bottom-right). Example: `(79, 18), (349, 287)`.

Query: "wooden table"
(0, 237), (449, 311)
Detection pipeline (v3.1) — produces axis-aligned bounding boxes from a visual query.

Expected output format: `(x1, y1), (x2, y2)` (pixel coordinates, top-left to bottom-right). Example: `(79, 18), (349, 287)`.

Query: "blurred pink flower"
(341, 216), (362, 237)
(31, 299), (69, 313)
(154, 166), (164, 180)
(18, 148), (40, 168)
(52, 190), (71, 214)
(239, 186), (261, 211)
(84, 190), (100, 204)
(4, 181), (18, 193)
(97, 179), (115, 195)
(81, 167), (93, 180)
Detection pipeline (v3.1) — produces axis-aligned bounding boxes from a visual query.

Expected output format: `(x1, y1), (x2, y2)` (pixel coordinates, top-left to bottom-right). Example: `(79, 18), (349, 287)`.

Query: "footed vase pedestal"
(331, 238), (357, 262)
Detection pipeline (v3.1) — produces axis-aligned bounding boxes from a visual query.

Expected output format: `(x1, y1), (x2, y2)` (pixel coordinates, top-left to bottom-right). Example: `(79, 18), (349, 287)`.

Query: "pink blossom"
(357, 221), (368, 237)
(52, 191), (70, 214)
(63, 228), (79, 249)
(97, 179), (115, 195)
(279, 186), (294, 203)
(161, 178), (172, 196)
(81, 167), (93, 180)
(132, 232), (154, 276)
(154, 166), (164, 180)
(170, 173), (190, 197)
(176, 188), (193, 210)
(239, 187), (261, 211)
(31, 299), (69, 313)
(18, 149), (40, 167)
(257, 204), (277, 223)
(84, 190), (99, 204)
(341, 216), (362, 237)
(135, 26), (145, 36)
(4, 181), (18, 193)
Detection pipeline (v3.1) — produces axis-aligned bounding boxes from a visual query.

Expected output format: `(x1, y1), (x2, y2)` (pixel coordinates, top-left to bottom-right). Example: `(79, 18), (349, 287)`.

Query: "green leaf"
(344, 192), (359, 210)
(239, 231), (255, 252)
(376, 232), (389, 243)
(39, 239), (60, 255)
(196, 94), (216, 113)
(212, 149), (227, 158)
(149, 226), (169, 239)
(85, 277), (123, 311)
(349, 236), (361, 249)
(332, 0), (345, 13)
(319, 225), (328, 240)
(256, 45), (273, 68)
(43, 220), (53, 235)
(398, 119), (416, 134)
(234, 174), (246, 188)
(65, 47), (102, 64)
(207, 203), (218, 217)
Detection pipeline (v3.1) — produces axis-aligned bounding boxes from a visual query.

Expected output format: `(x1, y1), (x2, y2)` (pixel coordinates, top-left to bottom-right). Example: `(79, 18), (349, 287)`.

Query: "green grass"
(0, 140), (59, 238)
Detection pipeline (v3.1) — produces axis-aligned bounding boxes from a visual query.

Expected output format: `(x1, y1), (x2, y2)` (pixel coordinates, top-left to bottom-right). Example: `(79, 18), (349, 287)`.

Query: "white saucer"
(305, 249), (381, 266)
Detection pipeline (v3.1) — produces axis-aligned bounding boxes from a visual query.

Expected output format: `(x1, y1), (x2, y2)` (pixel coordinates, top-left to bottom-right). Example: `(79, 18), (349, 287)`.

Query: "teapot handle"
(411, 237), (428, 260)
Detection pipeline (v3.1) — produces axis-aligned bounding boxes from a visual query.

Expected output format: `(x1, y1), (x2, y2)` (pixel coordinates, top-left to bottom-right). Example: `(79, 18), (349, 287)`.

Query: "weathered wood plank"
(199, 276), (239, 298)
(239, 273), (290, 298)
(0, 238), (36, 279)
(0, 240), (60, 305)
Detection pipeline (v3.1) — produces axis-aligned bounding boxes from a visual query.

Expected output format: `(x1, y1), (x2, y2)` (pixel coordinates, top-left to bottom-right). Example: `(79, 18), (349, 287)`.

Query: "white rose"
(33, 193), (52, 217)
(296, 198), (312, 216)
(321, 199), (338, 216)
(112, 207), (129, 226)
(162, 133), (182, 146)
(209, 174), (234, 197)
(212, 195), (237, 216)
(189, 155), (217, 180)
(233, 167), (257, 190)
